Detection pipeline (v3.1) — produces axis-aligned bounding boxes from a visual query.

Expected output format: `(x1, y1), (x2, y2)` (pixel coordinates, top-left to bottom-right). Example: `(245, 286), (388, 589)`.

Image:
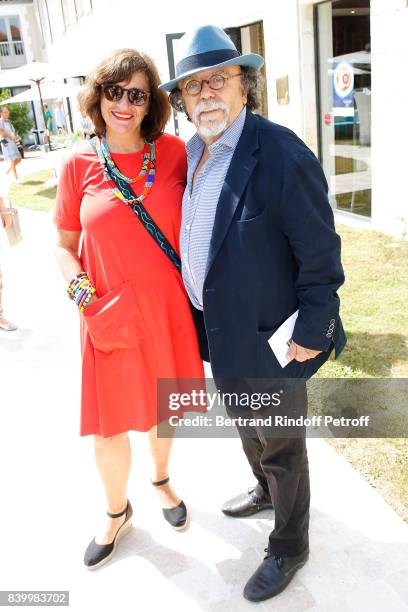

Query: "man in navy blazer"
(161, 24), (346, 602)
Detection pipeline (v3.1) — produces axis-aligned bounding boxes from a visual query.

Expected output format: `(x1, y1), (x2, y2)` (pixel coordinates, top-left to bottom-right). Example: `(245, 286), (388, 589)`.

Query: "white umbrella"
(0, 62), (71, 146)
(1, 81), (81, 104)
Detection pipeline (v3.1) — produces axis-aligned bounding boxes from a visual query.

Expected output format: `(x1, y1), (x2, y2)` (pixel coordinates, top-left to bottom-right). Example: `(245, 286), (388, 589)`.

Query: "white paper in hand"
(268, 310), (299, 368)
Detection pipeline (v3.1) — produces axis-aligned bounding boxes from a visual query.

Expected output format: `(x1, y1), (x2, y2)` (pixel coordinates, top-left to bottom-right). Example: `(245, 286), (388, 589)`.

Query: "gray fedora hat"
(159, 24), (264, 91)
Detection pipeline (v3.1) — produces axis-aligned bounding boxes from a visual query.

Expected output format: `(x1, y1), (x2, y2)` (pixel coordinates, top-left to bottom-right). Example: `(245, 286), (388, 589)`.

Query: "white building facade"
(1, 0), (407, 237)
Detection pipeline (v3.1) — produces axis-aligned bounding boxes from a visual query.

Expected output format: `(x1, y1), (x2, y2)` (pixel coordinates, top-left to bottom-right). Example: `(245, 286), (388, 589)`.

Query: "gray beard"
(196, 115), (229, 139)
(192, 101), (230, 141)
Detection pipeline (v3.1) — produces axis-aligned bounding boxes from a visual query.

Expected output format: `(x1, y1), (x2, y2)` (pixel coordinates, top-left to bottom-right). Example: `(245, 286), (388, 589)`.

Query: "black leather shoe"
(83, 500), (133, 570)
(243, 547), (309, 602)
(152, 476), (188, 530)
(222, 487), (273, 517)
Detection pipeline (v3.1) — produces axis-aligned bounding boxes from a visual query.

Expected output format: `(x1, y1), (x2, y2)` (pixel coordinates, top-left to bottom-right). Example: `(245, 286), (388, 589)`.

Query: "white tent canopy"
(0, 61), (63, 88)
(1, 81), (81, 104)
(0, 60), (92, 89)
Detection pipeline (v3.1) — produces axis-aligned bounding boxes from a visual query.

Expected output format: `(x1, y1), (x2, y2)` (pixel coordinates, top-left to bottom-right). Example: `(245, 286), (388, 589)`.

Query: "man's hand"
(286, 340), (322, 362)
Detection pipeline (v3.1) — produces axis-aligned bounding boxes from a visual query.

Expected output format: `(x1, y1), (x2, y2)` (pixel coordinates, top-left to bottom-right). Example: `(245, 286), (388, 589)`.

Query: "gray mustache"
(193, 101), (228, 120)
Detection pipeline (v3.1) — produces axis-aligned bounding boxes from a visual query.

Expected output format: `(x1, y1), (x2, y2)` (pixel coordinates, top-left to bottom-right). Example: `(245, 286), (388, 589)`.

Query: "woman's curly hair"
(78, 48), (170, 140)
(168, 66), (264, 121)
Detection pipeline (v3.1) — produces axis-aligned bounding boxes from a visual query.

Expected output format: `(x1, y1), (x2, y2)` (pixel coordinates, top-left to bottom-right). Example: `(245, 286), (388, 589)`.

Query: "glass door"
(316, 0), (371, 217)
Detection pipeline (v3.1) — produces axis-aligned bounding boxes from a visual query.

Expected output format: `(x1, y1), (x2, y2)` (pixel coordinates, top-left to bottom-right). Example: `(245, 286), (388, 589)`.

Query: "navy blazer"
(190, 110), (347, 380)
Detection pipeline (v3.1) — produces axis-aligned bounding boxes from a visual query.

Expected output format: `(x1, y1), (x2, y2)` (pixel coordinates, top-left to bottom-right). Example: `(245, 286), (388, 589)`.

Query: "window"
(9, 16), (21, 41)
(0, 19), (7, 44)
(0, 15), (24, 59)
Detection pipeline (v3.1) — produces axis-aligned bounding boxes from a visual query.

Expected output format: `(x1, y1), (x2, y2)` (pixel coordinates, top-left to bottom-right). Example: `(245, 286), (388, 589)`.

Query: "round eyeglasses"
(182, 73), (242, 96)
(100, 83), (151, 106)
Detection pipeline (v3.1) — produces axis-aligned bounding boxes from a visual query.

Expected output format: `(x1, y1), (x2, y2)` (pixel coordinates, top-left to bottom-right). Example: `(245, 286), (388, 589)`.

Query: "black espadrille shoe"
(151, 477), (188, 530)
(83, 500), (133, 570)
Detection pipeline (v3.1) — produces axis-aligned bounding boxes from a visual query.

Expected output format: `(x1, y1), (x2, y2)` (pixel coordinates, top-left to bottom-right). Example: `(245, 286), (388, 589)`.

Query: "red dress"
(54, 133), (204, 436)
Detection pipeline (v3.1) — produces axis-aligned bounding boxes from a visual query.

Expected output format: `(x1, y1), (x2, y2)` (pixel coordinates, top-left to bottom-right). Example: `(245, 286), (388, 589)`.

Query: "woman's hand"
(85, 291), (99, 308)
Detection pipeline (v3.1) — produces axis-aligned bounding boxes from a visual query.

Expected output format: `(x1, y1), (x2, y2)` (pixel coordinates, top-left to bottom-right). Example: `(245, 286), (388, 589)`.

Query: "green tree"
(0, 88), (33, 137)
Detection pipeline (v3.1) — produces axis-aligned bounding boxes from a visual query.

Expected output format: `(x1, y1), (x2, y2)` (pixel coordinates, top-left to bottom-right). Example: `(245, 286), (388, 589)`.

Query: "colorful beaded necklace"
(93, 133), (156, 205)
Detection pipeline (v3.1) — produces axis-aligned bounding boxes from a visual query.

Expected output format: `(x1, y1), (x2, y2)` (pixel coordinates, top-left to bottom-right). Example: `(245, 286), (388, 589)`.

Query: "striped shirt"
(180, 106), (247, 310)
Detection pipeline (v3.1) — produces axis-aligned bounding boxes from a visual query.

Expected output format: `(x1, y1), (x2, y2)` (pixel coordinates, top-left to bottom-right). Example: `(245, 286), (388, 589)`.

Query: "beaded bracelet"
(77, 285), (96, 312)
(67, 271), (88, 300)
(67, 271), (96, 312)
(80, 287), (95, 312)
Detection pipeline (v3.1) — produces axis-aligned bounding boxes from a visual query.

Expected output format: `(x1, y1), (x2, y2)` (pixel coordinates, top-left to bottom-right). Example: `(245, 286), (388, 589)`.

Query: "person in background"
(0, 106), (22, 182)
(0, 190), (17, 331)
(43, 103), (53, 135)
(80, 111), (95, 139)
(54, 99), (67, 134)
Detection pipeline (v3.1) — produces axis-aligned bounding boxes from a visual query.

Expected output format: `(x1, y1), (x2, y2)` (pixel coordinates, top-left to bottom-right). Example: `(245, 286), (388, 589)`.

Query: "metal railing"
(0, 40), (25, 57)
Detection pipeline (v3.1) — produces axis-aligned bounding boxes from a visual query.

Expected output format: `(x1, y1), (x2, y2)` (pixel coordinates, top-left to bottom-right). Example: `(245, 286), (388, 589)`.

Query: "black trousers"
(231, 382), (310, 557)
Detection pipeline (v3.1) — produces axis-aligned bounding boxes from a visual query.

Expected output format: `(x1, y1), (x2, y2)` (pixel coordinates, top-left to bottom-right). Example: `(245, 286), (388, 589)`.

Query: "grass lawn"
(319, 224), (408, 522)
(9, 173), (408, 522)
(9, 169), (57, 212)
(319, 225), (408, 379)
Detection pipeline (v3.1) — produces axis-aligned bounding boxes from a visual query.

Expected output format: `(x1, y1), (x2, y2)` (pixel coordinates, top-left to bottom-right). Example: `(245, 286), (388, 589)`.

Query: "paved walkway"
(1, 148), (65, 179)
(0, 186), (408, 611)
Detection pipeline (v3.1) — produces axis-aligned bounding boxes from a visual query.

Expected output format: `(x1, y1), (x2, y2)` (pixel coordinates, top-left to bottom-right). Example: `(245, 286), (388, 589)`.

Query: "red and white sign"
(333, 62), (354, 99)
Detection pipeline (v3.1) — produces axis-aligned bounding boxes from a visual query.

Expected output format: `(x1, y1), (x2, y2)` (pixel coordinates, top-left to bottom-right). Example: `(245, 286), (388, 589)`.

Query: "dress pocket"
(83, 280), (145, 353)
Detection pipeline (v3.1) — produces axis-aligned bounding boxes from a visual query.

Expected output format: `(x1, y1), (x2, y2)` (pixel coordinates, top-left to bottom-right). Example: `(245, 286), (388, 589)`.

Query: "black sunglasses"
(100, 83), (151, 106)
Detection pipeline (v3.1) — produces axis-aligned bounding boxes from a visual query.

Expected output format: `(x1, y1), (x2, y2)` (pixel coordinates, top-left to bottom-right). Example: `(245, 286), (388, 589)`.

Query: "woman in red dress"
(54, 49), (204, 569)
